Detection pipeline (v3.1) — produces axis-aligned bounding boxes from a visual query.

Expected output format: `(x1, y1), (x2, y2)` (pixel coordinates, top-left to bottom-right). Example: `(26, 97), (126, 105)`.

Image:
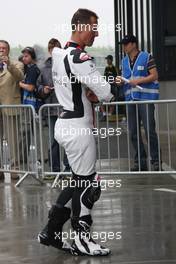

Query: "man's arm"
(36, 73), (52, 99)
(129, 54), (158, 86)
(70, 50), (114, 102)
(7, 61), (24, 81)
(129, 67), (158, 86)
(19, 82), (35, 92)
(19, 66), (40, 92)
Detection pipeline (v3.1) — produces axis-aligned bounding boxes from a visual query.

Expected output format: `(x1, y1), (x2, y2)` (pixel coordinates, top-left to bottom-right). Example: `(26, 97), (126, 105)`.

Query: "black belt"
(60, 110), (84, 119)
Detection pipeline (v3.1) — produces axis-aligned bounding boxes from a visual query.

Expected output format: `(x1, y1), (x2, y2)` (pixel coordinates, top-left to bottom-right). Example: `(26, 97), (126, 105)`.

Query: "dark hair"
(105, 55), (113, 61)
(18, 54), (24, 62)
(22, 47), (36, 60)
(0, 40), (10, 52)
(48, 38), (61, 51)
(71, 8), (98, 31)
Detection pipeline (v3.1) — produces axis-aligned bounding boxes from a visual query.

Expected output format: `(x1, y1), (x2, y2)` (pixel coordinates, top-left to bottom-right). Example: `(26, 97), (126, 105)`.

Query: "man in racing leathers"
(38, 8), (115, 256)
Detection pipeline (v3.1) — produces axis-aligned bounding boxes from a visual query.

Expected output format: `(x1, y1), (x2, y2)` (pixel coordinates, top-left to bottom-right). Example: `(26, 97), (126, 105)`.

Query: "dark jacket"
(104, 64), (118, 82)
(23, 63), (41, 110)
(37, 57), (59, 116)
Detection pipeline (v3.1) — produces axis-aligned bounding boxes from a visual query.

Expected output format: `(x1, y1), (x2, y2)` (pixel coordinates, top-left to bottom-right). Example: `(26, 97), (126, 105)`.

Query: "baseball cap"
(118, 35), (138, 45)
(105, 55), (113, 60)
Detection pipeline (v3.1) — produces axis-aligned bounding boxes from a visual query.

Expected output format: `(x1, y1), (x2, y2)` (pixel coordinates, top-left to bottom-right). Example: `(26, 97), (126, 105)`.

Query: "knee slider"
(82, 181), (101, 209)
(90, 181), (101, 202)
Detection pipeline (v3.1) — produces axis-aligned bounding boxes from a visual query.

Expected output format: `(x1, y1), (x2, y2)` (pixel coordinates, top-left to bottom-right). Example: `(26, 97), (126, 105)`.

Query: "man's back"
(52, 45), (92, 125)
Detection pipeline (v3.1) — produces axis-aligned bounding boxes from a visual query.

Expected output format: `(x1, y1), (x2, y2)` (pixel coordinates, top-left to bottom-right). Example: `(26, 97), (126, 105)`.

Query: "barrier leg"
(15, 173), (43, 187)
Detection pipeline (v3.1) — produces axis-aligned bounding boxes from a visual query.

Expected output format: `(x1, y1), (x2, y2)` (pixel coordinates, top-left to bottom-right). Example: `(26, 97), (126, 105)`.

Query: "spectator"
(104, 55), (118, 82)
(100, 55), (118, 121)
(19, 47), (41, 164)
(118, 35), (161, 171)
(0, 40), (24, 181)
(19, 47), (41, 111)
(37, 38), (70, 174)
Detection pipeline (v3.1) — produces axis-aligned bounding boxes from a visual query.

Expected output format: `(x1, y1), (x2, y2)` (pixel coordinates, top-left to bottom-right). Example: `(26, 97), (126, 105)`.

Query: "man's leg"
(70, 172), (110, 256)
(56, 119), (110, 255)
(140, 104), (161, 170)
(49, 116), (60, 172)
(127, 104), (147, 170)
(38, 185), (73, 251)
(65, 133), (109, 256)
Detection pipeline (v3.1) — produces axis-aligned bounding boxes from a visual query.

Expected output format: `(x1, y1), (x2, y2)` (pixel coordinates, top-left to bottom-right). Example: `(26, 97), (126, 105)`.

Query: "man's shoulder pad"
(70, 49), (92, 64)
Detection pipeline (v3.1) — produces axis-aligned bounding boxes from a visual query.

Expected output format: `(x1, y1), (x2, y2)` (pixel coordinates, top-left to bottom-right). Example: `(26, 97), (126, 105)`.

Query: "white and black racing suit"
(52, 41), (113, 175)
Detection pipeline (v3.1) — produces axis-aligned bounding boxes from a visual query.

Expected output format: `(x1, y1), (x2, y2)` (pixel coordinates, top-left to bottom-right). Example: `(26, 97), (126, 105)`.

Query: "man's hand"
(129, 79), (140, 87)
(86, 88), (99, 103)
(1, 55), (10, 65)
(19, 81), (35, 92)
(44, 86), (53, 94)
(115, 76), (124, 86)
(19, 80), (24, 87)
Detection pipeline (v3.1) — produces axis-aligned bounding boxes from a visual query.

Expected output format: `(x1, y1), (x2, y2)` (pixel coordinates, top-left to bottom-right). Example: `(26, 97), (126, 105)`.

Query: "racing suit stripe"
(63, 55), (84, 118)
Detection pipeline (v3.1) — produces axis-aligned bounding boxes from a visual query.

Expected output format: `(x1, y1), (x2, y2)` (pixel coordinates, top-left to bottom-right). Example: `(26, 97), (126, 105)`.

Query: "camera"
(0, 52), (4, 71)
(0, 52), (4, 62)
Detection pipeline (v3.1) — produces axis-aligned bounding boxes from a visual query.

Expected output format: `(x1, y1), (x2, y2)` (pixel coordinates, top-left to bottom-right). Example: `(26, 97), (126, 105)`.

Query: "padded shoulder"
(70, 49), (92, 64)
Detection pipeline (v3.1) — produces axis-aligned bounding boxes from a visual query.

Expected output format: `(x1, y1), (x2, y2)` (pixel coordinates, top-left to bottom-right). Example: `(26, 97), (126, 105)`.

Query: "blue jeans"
(127, 103), (160, 166)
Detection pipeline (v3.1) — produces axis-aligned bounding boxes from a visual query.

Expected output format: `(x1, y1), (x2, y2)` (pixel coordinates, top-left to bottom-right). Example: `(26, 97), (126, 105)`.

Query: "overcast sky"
(1, 0), (115, 48)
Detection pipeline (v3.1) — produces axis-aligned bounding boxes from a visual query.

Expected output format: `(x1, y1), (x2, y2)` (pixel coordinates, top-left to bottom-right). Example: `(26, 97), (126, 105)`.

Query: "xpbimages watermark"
(54, 230), (122, 243)
(53, 23), (122, 34)
(55, 178), (122, 191)
(56, 127), (122, 139)
(53, 73), (122, 87)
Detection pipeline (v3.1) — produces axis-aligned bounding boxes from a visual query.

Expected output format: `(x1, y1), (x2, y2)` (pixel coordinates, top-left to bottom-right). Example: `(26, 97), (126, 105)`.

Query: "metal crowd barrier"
(95, 100), (176, 175)
(0, 105), (43, 187)
(1, 100), (176, 187)
(38, 100), (176, 188)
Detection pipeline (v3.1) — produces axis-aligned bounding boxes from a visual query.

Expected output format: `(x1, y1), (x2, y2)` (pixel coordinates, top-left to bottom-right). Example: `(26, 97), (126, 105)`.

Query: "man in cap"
(118, 35), (161, 171)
